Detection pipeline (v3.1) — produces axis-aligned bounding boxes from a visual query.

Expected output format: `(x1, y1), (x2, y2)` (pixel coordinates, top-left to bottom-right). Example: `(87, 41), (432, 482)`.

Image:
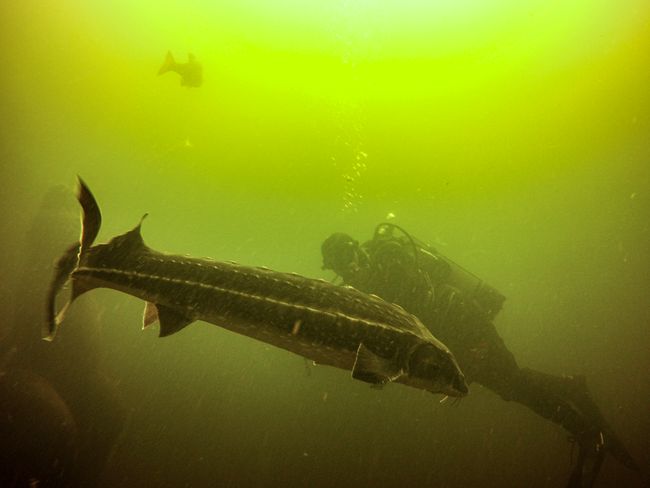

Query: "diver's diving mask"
(321, 233), (364, 279)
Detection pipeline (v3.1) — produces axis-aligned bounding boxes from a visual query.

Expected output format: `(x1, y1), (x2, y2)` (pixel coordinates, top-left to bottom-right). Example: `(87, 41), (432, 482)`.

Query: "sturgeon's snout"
(453, 374), (469, 396)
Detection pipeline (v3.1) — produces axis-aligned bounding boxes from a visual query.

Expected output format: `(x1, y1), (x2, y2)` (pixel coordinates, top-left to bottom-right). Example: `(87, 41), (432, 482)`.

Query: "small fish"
(158, 51), (202, 87)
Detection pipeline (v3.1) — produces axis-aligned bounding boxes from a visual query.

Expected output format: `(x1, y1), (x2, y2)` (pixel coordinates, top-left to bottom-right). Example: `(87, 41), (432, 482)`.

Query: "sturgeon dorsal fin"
(105, 214), (148, 253)
(352, 343), (404, 386)
(143, 303), (193, 337)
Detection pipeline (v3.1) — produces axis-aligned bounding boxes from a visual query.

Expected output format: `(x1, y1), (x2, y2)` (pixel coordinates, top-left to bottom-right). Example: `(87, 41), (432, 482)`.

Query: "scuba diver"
(321, 223), (640, 488)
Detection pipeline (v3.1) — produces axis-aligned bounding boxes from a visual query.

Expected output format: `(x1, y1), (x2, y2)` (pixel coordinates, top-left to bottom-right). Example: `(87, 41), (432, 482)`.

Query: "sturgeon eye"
(424, 361), (440, 375)
(414, 358), (439, 378)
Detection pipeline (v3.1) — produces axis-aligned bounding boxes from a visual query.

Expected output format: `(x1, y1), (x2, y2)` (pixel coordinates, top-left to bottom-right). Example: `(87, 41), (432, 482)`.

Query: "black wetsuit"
(330, 227), (637, 486)
(348, 233), (524, 399)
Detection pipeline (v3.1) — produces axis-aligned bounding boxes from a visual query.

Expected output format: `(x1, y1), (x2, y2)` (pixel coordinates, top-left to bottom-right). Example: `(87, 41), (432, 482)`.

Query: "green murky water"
(1, 1), (648, 486)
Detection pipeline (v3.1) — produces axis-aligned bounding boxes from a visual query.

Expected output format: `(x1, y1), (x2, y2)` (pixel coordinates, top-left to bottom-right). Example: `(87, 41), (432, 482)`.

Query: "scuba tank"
(373, 223), (506, 321)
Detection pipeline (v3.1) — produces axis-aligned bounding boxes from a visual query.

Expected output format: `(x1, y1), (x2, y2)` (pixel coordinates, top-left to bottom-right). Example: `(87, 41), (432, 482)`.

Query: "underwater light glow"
(75, 0), (648, 107)
(3, 0), (649, 195)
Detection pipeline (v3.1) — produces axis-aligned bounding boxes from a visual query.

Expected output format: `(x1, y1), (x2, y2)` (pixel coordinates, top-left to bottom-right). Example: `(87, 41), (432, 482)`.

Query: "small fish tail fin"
(158, 51), (176, 75)
(44, 177), (102, 341)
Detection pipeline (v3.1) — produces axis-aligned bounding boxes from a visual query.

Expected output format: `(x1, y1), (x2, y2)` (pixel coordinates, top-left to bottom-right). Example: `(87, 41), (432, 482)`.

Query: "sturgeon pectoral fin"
(352, 343), (404, 386)
(152, 304), (193, 337)
(142, 302), (159, 329)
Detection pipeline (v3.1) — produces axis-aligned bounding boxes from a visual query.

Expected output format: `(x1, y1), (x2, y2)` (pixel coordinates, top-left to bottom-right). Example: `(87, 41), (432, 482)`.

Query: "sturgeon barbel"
(46, 179), (468, 397)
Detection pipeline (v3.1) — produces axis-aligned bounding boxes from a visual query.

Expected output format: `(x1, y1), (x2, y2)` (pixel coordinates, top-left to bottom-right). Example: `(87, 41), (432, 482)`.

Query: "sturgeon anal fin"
(155, 304), (193, 337)
(352, 343), (404, 386)
(142, 302), (159, 329)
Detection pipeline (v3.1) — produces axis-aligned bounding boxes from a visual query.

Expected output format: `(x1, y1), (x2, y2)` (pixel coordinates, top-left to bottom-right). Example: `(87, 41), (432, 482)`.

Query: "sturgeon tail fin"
(44, 177), (101, 341)
(158, 51), (176, 75)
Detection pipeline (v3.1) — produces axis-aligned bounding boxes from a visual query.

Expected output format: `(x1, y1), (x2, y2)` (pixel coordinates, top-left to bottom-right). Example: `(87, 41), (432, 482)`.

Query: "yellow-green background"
(1, 1), (648, 486)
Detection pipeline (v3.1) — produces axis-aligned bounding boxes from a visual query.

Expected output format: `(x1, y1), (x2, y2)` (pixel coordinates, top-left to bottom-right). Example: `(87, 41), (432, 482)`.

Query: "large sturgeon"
(45, 179), (468, 397)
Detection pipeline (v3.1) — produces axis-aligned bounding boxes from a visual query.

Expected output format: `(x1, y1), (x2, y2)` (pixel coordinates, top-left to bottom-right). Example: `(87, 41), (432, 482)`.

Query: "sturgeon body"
(46, 179), (468, 397)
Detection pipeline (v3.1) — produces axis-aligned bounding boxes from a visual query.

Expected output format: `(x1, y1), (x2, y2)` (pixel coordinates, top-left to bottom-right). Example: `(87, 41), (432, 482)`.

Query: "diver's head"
(321, 233), (368, 282)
